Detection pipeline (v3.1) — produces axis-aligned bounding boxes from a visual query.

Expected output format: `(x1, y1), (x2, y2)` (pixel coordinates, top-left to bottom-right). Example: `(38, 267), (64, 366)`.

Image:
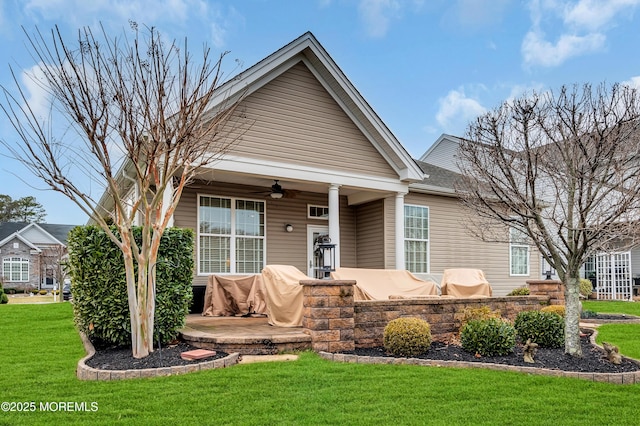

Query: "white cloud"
(621, 76), (640, 89)
(436, 88), (487, 134)
(563, 0), (640, 31)
(357, 0), (423, 38)
(522, 0), (640, 68)
(522, 29), (605, 67)
(21, 63), (51, 122)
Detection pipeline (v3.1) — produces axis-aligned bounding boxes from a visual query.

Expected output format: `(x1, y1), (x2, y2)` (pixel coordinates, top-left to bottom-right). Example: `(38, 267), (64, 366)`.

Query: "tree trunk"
(564, 275), (583, 357)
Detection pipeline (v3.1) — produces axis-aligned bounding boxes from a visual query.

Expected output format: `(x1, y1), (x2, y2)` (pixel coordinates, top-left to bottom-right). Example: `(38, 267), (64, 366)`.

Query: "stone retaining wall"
(354, 296), (549, 347)
(300, 279), (552, 350)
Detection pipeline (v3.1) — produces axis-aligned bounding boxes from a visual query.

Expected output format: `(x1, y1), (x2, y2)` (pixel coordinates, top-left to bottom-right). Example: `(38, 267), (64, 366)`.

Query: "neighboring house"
(0, 222), (77, 290)
(418, 133), (464, 173)
(95, 32), (540, 309)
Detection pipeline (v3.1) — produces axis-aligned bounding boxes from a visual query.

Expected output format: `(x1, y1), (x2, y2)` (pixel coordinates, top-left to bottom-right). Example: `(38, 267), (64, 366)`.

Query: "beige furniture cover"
(202, 275), (267, 317)
(330, 268), (438, 300)
(440, 268), (493, 297)
(261, 265), (306, 327)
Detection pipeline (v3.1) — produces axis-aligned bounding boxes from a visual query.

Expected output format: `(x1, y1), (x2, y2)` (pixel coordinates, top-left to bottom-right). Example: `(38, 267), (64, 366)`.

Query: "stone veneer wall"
(301, 280), (551, 350)
(353, 296), (549, 348)
(527, 279), (564, 305)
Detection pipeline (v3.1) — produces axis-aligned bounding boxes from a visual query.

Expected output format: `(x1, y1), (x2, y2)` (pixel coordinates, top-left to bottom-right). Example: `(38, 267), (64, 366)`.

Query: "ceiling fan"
(255, 180), (298, 199)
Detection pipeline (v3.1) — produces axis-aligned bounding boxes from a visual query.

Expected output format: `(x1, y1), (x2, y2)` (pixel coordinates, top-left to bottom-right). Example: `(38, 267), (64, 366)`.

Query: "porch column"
(328, 184), (341, 268)
(162, 179), (174, 227)
(395, 192), (406, 270)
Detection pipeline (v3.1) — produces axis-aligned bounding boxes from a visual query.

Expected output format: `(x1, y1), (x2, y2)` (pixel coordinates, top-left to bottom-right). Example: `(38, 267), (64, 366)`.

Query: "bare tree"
(0, 23), (245, 358)
(456, 83), (640, 357)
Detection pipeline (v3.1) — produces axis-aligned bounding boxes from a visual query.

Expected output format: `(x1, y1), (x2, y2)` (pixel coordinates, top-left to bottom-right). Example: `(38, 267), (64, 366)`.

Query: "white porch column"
(328, 184), (341, 268)
(162, 179), (175, 228)
(395, 192), (406, 270)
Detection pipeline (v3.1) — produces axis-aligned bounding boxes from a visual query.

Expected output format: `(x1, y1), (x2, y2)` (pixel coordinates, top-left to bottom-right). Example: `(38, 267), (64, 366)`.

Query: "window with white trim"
(510, 224), (530, 276)
(198, 195), (265, 274)
(404, 205), (429, 273)
(2, 257), (29, 282)
(308, 205), (329, 220)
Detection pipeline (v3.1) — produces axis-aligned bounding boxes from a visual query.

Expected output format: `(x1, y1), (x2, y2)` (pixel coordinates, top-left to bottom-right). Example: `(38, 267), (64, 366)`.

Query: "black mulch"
(347, 329), (640, 373)
(86, 342), (228, 371)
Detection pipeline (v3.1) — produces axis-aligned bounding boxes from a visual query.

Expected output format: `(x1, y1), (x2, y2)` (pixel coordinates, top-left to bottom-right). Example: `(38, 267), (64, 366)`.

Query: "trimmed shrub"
(460, 318), (516, 357)
(514, 310), (564, 348)
(30, 289), (39, 295)
(541, 305), (565, 317)
(66, 226), (194, 347)
(38, 290), (48, 295)
(507, 287), (530, 296)
(579, 279), (593, 298)
(0, 282), (7, 304)
(459, 306), (502, 330)
(383, 317), (432, 357)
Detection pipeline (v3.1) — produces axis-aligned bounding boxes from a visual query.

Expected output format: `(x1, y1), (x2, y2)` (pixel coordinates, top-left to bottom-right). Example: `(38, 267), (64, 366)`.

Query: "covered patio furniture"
(440, 268), (493, 297)
(202, 274), (267, 317)
(330, 267), (439, 300)
(261, 265), (306, 327)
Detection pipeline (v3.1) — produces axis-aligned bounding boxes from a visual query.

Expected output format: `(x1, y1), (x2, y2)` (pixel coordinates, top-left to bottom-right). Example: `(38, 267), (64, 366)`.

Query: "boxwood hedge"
(66, 226), (194, 347)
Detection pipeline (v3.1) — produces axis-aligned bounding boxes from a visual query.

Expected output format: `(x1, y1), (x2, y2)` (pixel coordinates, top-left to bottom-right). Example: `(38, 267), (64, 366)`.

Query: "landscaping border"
(317, 327), (640, 384)
(76, 332), (240, 381)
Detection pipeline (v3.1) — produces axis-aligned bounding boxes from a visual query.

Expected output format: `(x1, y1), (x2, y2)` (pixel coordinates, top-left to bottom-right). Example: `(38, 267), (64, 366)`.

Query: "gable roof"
(0, 222), (77, 246)
(418, 134), (463, 173)
(210, 32), (425, 182)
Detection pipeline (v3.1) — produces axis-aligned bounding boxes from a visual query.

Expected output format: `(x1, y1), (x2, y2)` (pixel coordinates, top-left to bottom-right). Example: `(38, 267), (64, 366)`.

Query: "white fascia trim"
(211, 156), (411, 193)
(409, 183), (458, 197)
(0, 233), (41, 252)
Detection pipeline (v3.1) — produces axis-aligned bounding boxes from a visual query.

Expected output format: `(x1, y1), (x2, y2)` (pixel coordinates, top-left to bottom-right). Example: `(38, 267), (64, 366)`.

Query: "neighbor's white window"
(198, 195), (265, 274)
(510, 224), (530, 276)
(404, 205), (429, 273)
(3, 257), (29, 282)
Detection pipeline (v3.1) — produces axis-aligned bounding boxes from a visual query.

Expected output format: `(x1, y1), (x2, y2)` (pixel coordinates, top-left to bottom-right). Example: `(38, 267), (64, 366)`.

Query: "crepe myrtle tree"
(456, 83), (640, 357)
(0, 23), (246, 358)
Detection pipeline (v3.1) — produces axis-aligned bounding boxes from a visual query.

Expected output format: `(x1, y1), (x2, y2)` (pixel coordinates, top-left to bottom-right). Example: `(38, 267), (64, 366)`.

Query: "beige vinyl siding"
(355, 200), (385, 268)
(174, 182), (357, 285)
(227, 62), (398, 179)
(383, 196), (396, 269)
(405, 192), (540, 295)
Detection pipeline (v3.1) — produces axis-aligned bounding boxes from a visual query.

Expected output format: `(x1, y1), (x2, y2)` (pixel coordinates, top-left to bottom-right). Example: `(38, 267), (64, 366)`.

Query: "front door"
(307, 225), (329, 278)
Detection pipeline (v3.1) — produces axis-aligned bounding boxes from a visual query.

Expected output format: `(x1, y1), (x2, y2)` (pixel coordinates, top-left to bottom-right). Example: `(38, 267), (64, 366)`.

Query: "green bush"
(514, 310), (564, 348)
(30, 289), (39, 295)
(0, 282), (7, 304)
(459, 306), (502, 330)
(579, 279), (593, 298)
(38, 290), (48, 295)
(383, 317), (432, 357)
(66, 226), (194, 347)
(540, 305), (565, 317)
(460, 318), (516, 356)
(507, 287), (530, 296)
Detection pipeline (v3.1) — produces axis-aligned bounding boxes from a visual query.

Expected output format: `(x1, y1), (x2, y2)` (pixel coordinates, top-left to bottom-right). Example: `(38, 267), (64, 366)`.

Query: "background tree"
(0, 24), (245, 358)
(456, 83), (640, 357)
(0, 194), (46, 222)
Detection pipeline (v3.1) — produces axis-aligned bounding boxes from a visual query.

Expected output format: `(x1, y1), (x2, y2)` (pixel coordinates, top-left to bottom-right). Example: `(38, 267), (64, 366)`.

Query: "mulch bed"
(348, 329), (640, 373)
(86, 342), (228, 370)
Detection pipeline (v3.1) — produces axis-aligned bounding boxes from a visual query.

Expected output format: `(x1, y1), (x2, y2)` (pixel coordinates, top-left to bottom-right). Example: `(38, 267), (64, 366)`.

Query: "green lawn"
(2, 304), (640, 425)
(583, 300), (640, 316)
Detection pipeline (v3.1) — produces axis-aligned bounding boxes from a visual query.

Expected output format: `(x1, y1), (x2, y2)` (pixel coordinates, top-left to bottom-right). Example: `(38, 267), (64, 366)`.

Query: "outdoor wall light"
(285, 224), (294, 233)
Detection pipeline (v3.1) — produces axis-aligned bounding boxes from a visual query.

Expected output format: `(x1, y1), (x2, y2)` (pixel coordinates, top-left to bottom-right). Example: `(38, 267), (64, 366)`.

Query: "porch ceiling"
(190, 169), (391, 205)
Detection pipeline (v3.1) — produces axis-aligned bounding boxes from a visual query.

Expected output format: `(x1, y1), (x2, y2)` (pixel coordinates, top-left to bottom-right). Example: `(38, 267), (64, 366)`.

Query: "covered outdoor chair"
(440, 268), (493, 297)
(330, 267), (439, 300)
(202, 274), (267, 317)
(261, 265), (306, 327)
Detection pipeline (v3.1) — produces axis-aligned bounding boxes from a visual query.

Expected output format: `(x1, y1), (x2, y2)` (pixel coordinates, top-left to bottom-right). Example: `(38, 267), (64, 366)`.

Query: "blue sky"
(1, 0), (640, 225)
